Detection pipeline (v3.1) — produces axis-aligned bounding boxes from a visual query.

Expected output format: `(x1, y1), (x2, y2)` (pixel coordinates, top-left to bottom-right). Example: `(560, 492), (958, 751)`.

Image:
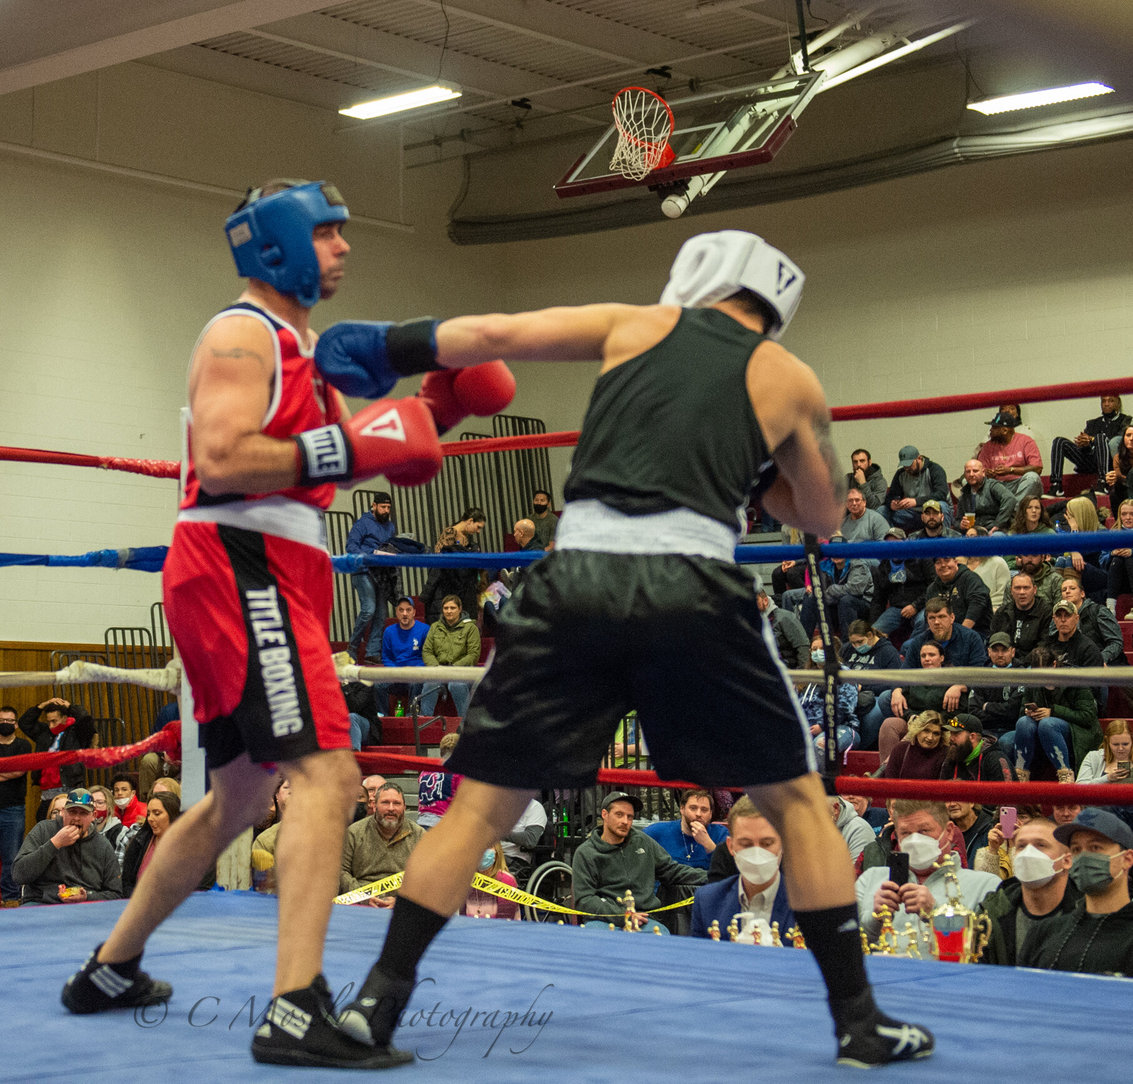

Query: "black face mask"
(0, 723), (15, 737)
(532, 502), (548, 515)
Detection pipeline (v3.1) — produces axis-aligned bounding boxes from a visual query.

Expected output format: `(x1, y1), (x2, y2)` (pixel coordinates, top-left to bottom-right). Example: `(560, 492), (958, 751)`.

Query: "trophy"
(928, 855), (991, 963)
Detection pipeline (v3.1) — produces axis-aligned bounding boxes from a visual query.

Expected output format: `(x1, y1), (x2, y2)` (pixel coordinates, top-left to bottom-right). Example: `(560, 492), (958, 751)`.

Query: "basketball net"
(610, 87), (676, 181)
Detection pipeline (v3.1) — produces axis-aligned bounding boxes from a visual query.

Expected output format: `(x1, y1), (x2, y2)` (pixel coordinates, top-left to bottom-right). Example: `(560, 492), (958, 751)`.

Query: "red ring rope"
(6, 375), (1133, 472)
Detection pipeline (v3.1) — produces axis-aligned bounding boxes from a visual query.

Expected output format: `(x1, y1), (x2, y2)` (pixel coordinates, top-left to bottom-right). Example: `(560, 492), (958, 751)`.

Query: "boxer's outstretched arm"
(435, 304), (643, 365)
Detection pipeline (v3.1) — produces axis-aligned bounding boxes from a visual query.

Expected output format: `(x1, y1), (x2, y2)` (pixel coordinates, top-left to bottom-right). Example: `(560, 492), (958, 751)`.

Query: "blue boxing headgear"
(225, 179), (349, 308)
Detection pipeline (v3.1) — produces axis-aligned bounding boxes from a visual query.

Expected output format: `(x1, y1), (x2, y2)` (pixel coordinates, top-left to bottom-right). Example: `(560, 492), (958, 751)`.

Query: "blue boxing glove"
(314, 318), (442, 398)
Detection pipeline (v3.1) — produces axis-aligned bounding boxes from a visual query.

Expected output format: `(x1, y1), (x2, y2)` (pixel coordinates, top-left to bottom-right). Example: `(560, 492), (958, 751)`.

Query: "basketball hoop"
(610, 86), (676, 181)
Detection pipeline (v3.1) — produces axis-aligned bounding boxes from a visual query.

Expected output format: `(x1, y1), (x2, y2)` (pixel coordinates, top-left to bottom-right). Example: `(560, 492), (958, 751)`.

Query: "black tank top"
(563, 308), (774, 529)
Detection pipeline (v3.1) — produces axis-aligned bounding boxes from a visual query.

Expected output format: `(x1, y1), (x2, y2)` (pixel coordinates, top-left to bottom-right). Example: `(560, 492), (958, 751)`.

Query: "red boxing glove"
(417, 362), (515, 434)
(455, 361), (516, 416)
(293, 396), (442, 488)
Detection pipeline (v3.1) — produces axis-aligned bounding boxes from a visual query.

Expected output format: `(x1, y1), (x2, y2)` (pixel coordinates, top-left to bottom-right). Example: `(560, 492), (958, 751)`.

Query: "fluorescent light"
(339, 85), (462, 120)
(967, 82), (1113, 116)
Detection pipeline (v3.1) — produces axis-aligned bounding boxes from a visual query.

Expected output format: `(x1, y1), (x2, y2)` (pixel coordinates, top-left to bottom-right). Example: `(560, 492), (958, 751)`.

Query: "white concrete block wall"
(4, 62), (1133, 643)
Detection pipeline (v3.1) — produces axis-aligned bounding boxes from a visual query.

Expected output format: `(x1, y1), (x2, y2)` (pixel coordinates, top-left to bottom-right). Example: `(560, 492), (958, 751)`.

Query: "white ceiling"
(2, 1), (1131, 236)
(3, 1), (1130, 169)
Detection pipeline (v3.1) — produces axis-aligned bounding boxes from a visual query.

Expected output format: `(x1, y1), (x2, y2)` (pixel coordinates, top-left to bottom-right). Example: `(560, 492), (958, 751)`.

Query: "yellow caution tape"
(335, 869), (695, 917)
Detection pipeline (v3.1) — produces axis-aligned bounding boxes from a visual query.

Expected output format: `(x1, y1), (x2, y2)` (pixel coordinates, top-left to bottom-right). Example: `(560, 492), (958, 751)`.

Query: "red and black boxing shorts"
(163, 520), (351, 768)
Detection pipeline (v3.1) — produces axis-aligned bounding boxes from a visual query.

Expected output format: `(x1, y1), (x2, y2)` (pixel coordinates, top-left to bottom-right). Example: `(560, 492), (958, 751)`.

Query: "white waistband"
(178, 496), (328, 549)
(555, 500), (738, 561)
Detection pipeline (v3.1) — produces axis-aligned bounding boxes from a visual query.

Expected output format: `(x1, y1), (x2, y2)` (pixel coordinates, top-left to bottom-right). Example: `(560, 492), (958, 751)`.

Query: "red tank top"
(181, 302), (341, 512)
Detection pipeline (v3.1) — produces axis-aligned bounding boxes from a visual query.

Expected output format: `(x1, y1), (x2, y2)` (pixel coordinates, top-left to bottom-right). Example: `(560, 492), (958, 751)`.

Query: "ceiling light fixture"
(967, 82), (1114, 116)
(340, 85), (462, 120)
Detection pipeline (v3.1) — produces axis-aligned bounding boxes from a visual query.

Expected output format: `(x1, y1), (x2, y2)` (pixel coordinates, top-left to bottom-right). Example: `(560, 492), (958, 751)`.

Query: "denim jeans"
(0, 805), (26, 901)
(420, 681), (472, 718)
(1002, 714), (1072, 774)
(349, 572), (395, 660)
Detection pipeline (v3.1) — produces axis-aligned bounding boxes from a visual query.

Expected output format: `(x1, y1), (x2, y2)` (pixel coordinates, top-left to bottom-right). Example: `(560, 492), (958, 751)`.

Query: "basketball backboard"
(554, 70), (825, 199)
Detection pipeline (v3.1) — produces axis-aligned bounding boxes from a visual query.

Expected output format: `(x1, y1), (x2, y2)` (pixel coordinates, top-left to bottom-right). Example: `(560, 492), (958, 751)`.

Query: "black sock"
(375, 897), (448, 981)
(95, 944), (140, 980)
(793, 904), (875, 1014)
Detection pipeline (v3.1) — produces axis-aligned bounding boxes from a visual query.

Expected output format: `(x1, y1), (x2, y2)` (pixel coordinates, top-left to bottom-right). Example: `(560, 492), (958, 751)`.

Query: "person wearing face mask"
(109, 774), (148, 828)
(976, 817), (1081, 966)
(529, 488), (558, 549)
(0, 704), (32, 905)
(691, 797), (794, 939)
(1018, 808), (1133, 975)
(463, 843), (518, 919)
(857, 801), (1000, 955)
(88, 785), (124, 844)
(796, 635), (858, 756)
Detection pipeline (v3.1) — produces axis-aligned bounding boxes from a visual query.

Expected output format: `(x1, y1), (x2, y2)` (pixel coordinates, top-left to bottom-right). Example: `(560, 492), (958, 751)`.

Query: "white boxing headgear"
(659, 230), (804, 338)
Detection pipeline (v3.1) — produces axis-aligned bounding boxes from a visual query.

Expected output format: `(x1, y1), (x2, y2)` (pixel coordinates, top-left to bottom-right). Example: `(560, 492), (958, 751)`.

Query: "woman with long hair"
(1105, 424), (1133, 506)
(1054, 496), (1107, 602)
(1009, 495), (1055, 537)
(1105, 499), (1133, 617)
(88, 784), (123, 846)
(875, 640), (955, 765)
(1076, 718), (1133, 784)
(421, 506), (487, 623)
(882, 711), (949, 780)
(120, 792), (180, 897)
(463, 842), (518, 919)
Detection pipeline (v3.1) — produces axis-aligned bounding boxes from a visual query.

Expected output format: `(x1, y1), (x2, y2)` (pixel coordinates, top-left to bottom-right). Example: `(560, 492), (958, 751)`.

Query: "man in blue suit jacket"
(691, 796), (795, 940)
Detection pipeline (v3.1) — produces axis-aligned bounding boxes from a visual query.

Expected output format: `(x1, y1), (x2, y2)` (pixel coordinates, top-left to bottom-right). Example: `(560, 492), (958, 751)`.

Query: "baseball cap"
(373, 491), (393, 504)
(395, 595), (416, 608)
(987, 410), (1018, 427)
(65, 788), (94, 811)
(601, 791), (643, 814)
(898, 445), (920, 468)
(988, 632), (1013, 649)
(1053, 599), (1078, 616)
(922, 500), (942, 513)
(1053, 807), (1133, 850)
(943, 714), (983, 735)
(884, 527), (907, 540)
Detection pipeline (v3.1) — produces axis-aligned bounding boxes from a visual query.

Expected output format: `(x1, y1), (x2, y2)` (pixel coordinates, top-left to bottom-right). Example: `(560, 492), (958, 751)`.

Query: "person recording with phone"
(856, 800), (1000, 956)
(1076, 719), (1133, 785)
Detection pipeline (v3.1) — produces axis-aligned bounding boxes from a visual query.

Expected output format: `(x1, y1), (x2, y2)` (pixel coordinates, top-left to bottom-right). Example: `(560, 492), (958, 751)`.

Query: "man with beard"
(645, 788), (728, 872)
(530, 488), (558, 549)
(573, 792), (705, 929)
(1048, 394), (1131, 497)
(978, 817), (1081, 966)
(1003, 555), (1063, 611)
(846, 448), (887, 510)
(967, 633), (1026, 739)
(976, 410), (1043, 501)
(990, 572), (1053, 656)
(1018, 808), (1133, 974)
(942, 714), (1013, 782)
(346, 492), (401, 664)
(884, 448), (952, 531)
(909, 499), (961, 543)
(339, 783), (425, 907)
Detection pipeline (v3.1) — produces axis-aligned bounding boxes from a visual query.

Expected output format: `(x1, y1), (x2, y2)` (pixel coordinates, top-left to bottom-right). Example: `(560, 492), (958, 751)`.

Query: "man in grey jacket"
(571, 792), (705, 929)
(13, 788), (122, 905)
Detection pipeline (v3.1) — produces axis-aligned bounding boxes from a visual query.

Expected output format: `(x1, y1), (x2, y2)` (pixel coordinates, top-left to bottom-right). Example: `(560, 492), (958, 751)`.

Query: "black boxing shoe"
(252, 973), (412, 1069)
(62, 945), (172, 1015)
(833, 992), (934, 1068)
(337, 964), (415, 1047)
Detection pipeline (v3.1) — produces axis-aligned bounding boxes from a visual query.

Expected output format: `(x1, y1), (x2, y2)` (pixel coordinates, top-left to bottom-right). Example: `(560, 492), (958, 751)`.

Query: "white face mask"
(900, 831), (942, 870)
(1012, 844), (1057, 888)
(734, 845), (780, 884)
(113, 796), (131, 809)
